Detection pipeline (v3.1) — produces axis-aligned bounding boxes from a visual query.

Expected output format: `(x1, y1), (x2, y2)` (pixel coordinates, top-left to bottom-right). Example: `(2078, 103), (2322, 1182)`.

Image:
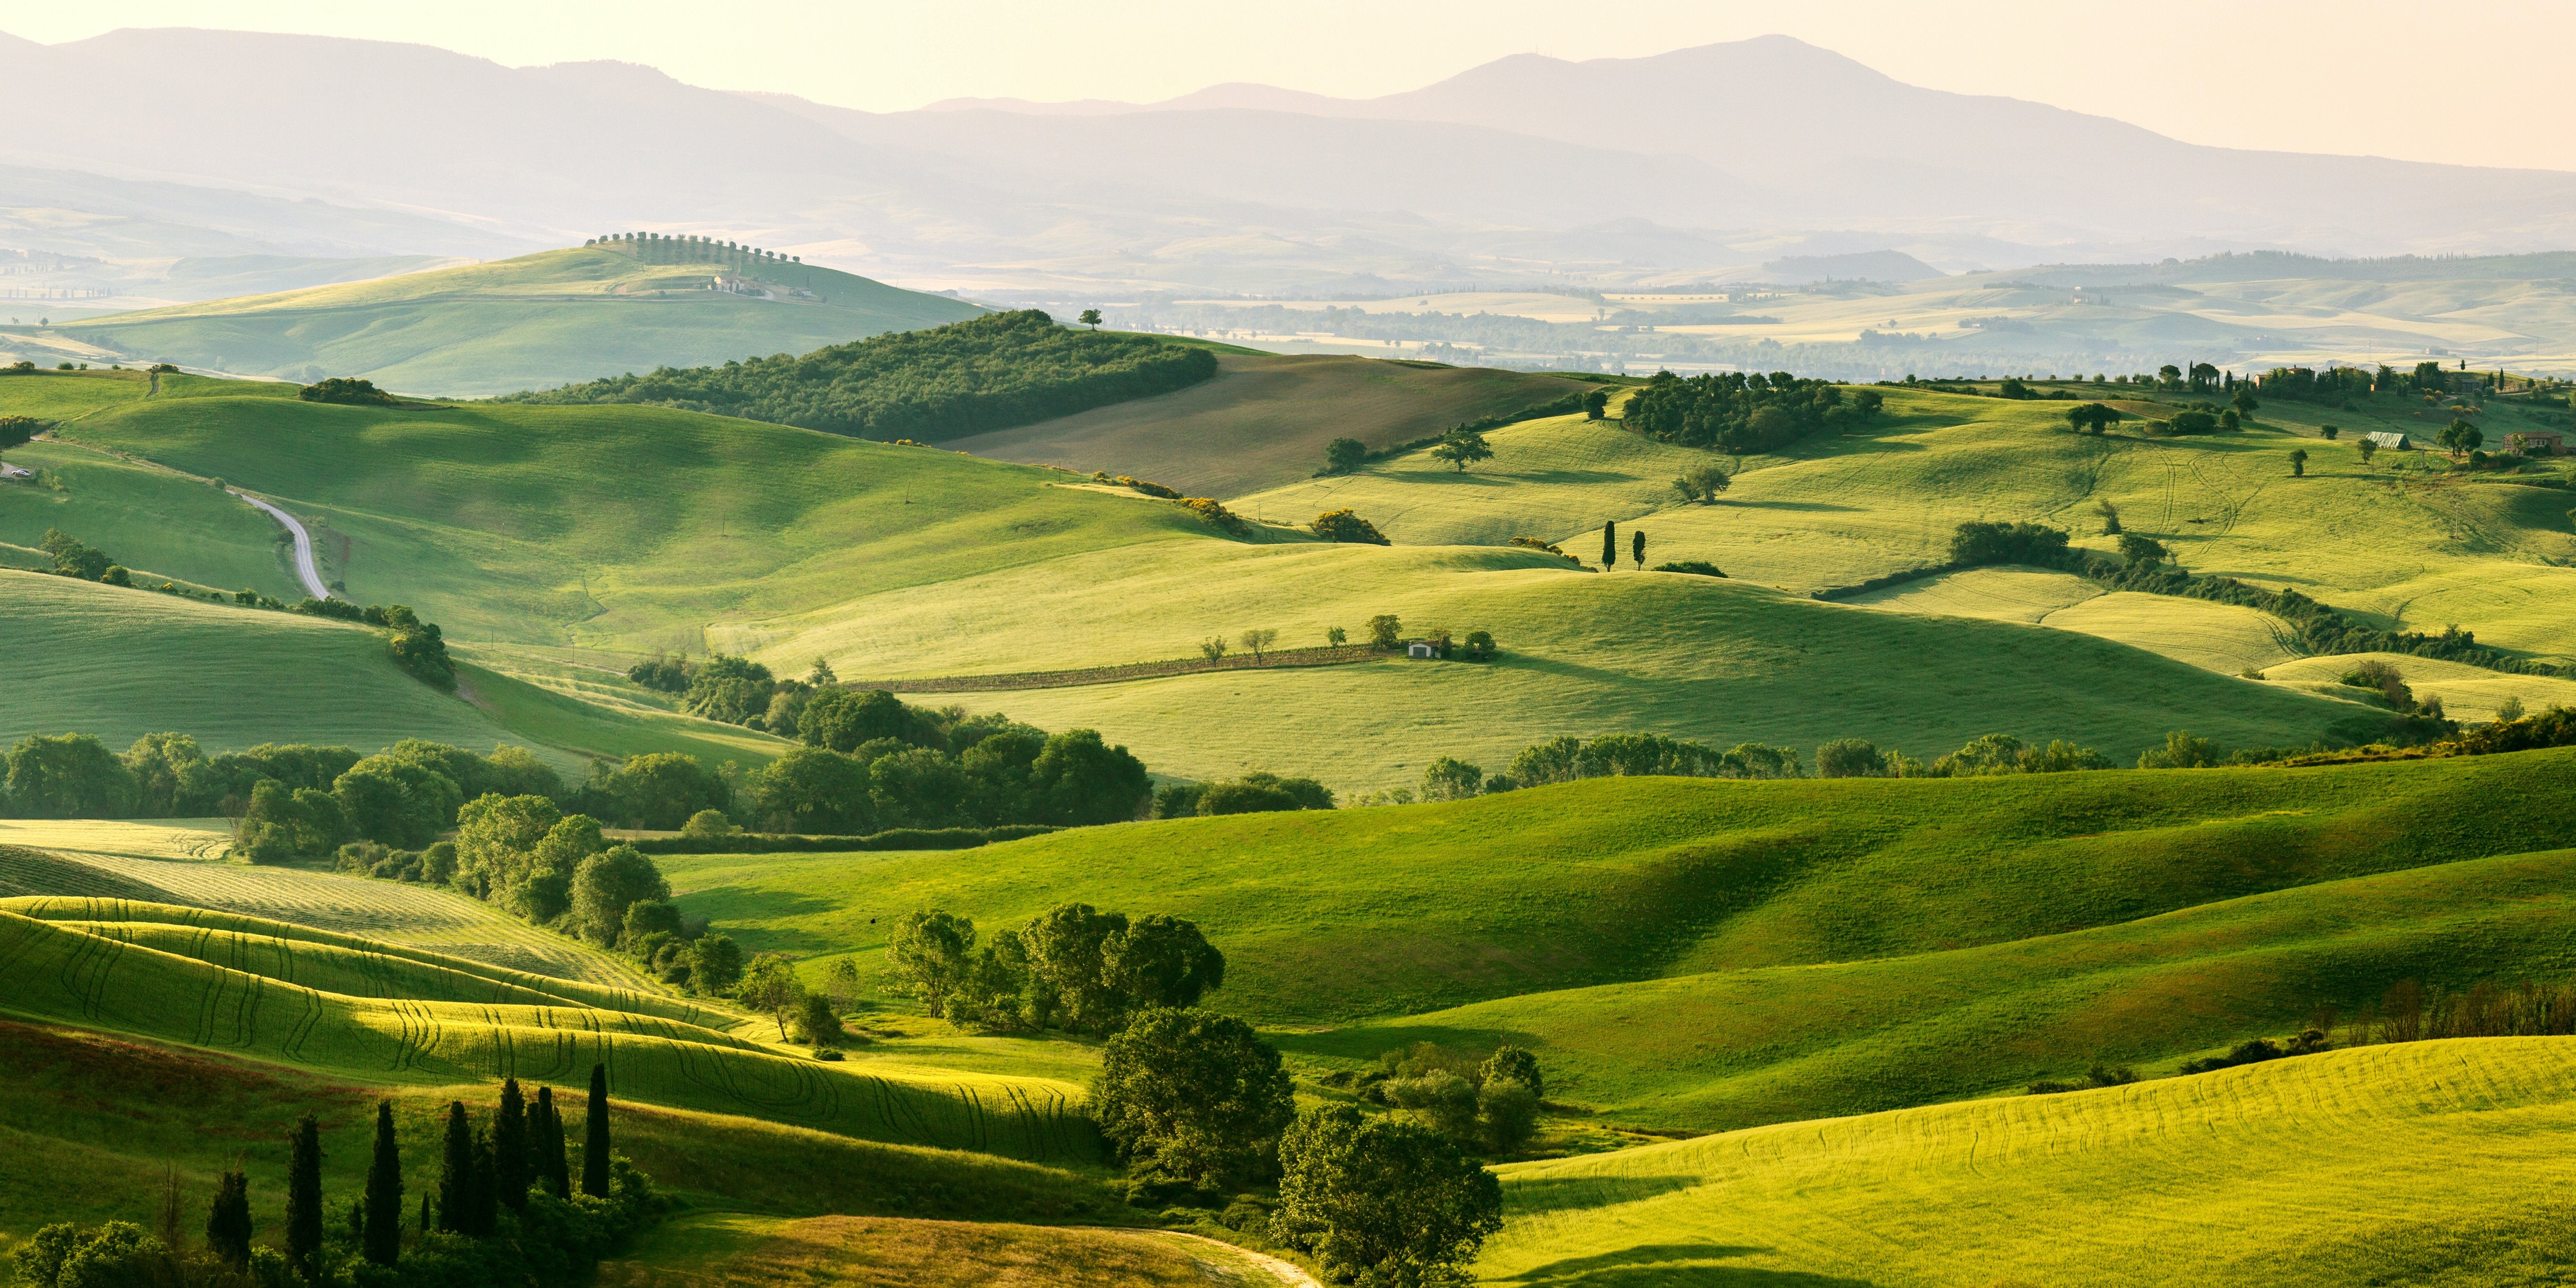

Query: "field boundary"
(845, 645), (1383, 693)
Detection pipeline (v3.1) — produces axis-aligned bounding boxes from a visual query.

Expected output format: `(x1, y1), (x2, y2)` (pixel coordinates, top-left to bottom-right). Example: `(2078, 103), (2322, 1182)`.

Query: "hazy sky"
(14, 0), (2576, 172)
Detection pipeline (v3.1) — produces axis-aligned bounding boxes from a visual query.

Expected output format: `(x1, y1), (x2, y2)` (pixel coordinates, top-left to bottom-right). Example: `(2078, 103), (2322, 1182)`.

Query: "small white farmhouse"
(1407, 642), (1437, 659)
(2363, 431), (2412, 450)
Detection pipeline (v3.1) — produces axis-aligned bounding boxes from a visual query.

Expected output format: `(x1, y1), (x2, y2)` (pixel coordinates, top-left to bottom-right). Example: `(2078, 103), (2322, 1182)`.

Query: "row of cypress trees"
(243, 1064), (615, 1277)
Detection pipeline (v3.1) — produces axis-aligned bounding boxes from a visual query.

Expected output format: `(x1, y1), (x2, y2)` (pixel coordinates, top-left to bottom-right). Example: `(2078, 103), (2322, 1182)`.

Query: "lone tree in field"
(2065, 402), (2119, 435)
(2438, 417), (2483, 458)
(364, 1101), (402, 1265)
(1601, 520), (1618, 569)
(1367, 615), (1402, 651)
(1583, 389), (1610, 420)
(1429, 426), (1494, 473)
(1239, 628), (1278, 660)
(1631, 530), (1647, 569)
(737, 953), (806, 1039)
(1092, 1007), (1295, 1190)
(2356, 438), (2380, 467)
(1275, 1104), (1504, 1287)
(1078, 309), (1102, 329)
(2320, 424), (2340, 440)
(583, 1064), (612, 1199)
(1673, 460), (1730, 503)
(287, 1113), (323, 1279)
(2290, 448), (2308, 477)
(1323, 437), (1367, 474)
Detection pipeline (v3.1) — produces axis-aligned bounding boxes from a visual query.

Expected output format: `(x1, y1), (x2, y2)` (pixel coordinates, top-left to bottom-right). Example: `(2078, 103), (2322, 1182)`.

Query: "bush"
(1652, 560), (1727, 577)
(1197, 772), (1332, 815)
(1311, 508), (1391, 545)
(298, 376), (397, 405)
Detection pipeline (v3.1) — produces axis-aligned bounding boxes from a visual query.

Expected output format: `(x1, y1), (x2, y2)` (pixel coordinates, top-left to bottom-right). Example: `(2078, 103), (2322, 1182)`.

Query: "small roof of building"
(2363, 431), (2412, 448)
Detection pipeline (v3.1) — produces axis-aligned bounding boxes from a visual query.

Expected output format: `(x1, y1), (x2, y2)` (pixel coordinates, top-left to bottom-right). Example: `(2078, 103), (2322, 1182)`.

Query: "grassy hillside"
(1234, 385), (2576, 663)
(0, 569), (780, 771)
(1288, 846), (2576, 1131)
(606, 1214), (1279, 1288)
(0, 1017), (1128, 1256)
(1480, 1037), (2576, 1288)
(660, 750), (2576, 1028)
(945, 352), (1594, 497)
(0, 906), (1090, 1160)
(56, 246), (984, 396)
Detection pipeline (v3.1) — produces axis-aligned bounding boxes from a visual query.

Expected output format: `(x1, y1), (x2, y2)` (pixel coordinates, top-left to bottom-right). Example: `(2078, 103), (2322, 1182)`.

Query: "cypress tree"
(495, 1077), (530, 1211)
(363, 1101), (402, 1265)
(582, 1063), (612, 1198)
(418, 1193), (431, 1241)
(1601, 520), (1618, 569)
(535, 1087), (570, 1198)
(438, 1101), (471, 1233)
(205, 1168), (253, 1269)
(286, 1113), (323, 1282)
(1631, 529), (1646, 569)
(471, 1125), (500, 1237)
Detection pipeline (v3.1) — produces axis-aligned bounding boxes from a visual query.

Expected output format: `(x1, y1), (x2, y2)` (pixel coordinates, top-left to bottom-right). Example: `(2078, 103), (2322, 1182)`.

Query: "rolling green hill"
(0, 569), (783, 772)
(0, 905), (1090, 1160)
(660, 749), (2576, 1032)
(944, 353), (1596, 497)
(1479, 1036), (2576, 1287)
(54, 245), (985, 396)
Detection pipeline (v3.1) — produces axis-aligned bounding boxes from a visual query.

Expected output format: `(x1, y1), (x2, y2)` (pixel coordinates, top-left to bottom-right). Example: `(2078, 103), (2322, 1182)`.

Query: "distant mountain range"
(3, 28), (2575, 296)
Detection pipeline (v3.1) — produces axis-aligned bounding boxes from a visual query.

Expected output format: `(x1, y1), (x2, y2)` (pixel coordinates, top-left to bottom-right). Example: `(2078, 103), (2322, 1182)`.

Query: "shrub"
(1311, 508), (1390, 544)
(1652, 560), (1727, 577)
(1323, 437), (1367, 473)
(298, 376), (397, 405)
(1458, 629), (1496, 661)
(1197, 772), (1332, 815)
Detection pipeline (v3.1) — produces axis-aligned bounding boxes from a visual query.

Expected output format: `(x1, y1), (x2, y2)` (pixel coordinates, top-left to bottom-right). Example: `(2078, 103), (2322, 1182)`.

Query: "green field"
(0, 905), (1090, 1160)
(0, 569), (781, 771)
(604, 1213), (1283, 1288)
(945, 352), (1592, 497)
(1479, 1036), (2576, 1287)
(662, 750), (2576, 1054)
(55, 246), (986, 397)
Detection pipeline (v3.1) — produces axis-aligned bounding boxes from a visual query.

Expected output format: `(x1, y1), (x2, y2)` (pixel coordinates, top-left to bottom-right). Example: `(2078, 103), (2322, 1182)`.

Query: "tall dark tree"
(364, 1101), (403, 1265)
(583, 1063), (612, 1199)
(538, 1086), (571, 1198)
(470, 1126), (500, 1237)
(438, 1101), (472, 1233)
(1601, 520), (1618, 569)
(495, 1078), (530, 1211)
(287, 1113), (324, 1282)
(1631, 530), (1646, 569)
(205, 1169), (253, 1269)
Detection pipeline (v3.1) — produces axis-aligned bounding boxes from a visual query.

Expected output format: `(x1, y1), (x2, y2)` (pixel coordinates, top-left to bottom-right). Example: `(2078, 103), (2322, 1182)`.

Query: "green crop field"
(0, 569), (774, 772)
(944, 352), (1593, 497)
(662, 748), (2576, 1031)
(1478, 1036), (2576, 1288)
(0, 906), (1092, 1160)
(55, 247), (986, 397)
(604, 1213), (1282, 1288)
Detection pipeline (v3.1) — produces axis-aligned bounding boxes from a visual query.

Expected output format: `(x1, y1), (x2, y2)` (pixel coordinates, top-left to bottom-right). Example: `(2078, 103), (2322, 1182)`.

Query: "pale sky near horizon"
(12, 0), (2576, 172)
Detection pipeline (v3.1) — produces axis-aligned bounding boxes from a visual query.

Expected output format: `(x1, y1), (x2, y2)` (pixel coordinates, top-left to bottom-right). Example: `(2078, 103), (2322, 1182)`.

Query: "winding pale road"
(232, 489), (333, 601)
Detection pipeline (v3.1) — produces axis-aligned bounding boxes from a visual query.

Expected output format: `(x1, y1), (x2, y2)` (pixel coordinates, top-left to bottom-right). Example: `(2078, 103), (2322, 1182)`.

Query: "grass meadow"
(57, 246), (984, 397)
(601, 1213), (1275, 1288)
(1478, 1037), (2576, 1288)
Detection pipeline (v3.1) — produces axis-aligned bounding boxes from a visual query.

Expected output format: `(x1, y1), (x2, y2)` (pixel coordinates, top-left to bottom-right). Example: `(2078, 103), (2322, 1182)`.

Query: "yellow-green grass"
(2040, 590), (2310, 675)
(946, 351), (1592, 498)
(1845, 564), (2102, 622)
(0, 569), (787, 771)
(886, 572), (2377, 791)
(0, 849), (648, 986)
(1478, 1037), (2576, 1288)
(59, 247), (985, 397)
(1282, 846), (2576, 1133)
(2260, 650), (2576, 724)
(660, 750), (2576, 1028)
(0, 909), (1091, 1160)
(0, 1018), (1131, 1256)
(2, 899), (713, 1023)
(0, 817), (233, 861)
(44, 390), (1220, 652)
(1, 439), (315, 599)
(602, 1213), (1280, 1288)
(1234, 386), (2576, 662)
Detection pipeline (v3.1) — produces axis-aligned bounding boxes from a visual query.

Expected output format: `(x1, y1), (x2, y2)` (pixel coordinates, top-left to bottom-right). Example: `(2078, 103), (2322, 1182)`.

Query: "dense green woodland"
(499, 310), (1218, 441)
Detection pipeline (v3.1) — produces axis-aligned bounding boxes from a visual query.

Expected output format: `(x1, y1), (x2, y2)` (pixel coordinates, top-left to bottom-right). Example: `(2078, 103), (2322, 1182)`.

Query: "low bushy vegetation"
(297, 376), (399, 406)
(498, 310), (1217, 441)
(1155, 771), (1334, 819)
(1622, 368), (1871, 453)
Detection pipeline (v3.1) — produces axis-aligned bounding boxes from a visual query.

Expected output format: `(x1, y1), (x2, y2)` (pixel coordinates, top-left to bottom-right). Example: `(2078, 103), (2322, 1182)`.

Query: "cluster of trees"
(1814, 733), (2112, 778)
(298, 377), (399, 406)
(2256, 364), (2380, 404)
(1154, 771), (1334, 818)
(37, 527), (131, 585)
(1326, 1042), (1547, 1154)
(447, 793), (746, 991)
(0, 733), (559, 827)
(887, 903), (1225, 1034)
(0, 413), (46, 466)
(10, 1072), (652, 1288)
(1621, 370), (1877, 453)
(499, 311), (1219, 441)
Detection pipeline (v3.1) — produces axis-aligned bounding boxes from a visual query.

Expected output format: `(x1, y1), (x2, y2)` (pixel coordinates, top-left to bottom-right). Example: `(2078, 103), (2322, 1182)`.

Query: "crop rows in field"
(0, 909), (1093, 1160)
